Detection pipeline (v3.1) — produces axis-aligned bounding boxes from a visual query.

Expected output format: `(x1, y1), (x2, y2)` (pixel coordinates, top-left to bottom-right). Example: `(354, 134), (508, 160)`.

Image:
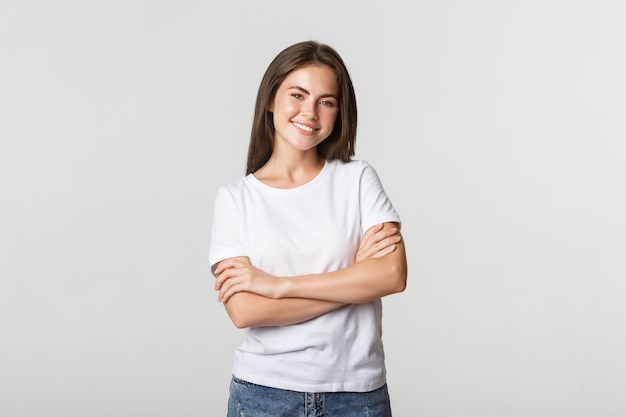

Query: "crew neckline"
(247, 160), (330, 193)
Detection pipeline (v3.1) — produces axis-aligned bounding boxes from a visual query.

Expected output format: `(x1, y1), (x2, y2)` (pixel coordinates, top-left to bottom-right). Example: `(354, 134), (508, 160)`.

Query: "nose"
(301, 102), (318, 120)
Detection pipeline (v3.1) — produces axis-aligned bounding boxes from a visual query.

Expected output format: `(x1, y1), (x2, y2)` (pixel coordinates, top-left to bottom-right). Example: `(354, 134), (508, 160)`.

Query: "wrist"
(277, 276), (294, 298)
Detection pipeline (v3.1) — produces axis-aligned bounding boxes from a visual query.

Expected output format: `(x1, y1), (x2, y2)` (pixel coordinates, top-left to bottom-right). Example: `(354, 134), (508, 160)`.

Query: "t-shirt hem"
(232, 370), (387, 393)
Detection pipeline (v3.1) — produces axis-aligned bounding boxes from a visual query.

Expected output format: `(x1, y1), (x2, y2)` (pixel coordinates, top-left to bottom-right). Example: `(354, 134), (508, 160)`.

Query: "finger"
(363, 234), (401, 260)
(360, 228), (400, 254)
(215, 258), (251, 282)
(358, 225), (384, 252)
(215, 266), (243, 290)
(377, 234), (401, 248)
(218, 275), (240, 302)
(369, 243), (397, 259)
(216, 257), (253, 275)
(363, 227), (397, 252)
(215, 268), (230, 290)
(220, 279), (246, 303)
(355, 244), (375, 262)
(374, 234), (401, 252)
(214, 259), (242, 275)
(373, 227), (398, 243)
(367, 239), (398, 259)
(362, 223), (384, 242)
(218, 265), (257, 300)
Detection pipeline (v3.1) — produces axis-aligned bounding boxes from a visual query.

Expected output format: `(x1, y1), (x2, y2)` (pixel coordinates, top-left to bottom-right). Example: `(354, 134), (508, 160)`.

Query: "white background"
(1, 1), (625, 416)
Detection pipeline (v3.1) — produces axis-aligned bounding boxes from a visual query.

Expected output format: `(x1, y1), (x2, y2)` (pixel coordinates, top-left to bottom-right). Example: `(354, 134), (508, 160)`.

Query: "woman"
(209, 40), (407, 417)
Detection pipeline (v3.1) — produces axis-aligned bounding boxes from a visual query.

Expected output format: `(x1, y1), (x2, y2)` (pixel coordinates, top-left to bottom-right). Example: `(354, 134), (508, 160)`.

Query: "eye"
(320, 100), (336, 107)
(291, 93), (304, 99)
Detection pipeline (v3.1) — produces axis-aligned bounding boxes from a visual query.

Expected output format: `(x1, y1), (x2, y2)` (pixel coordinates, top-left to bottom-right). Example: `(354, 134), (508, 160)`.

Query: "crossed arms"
(213, 223), (407, 328)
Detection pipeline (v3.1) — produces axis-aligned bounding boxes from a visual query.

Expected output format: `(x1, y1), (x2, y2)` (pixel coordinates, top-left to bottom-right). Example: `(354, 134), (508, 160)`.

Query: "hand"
(214, 257), (283, 303)
(355, 223), (401, 263)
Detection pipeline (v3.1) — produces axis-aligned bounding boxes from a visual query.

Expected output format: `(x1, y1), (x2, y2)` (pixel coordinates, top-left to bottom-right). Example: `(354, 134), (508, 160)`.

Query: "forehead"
(280, 64), (338, 93)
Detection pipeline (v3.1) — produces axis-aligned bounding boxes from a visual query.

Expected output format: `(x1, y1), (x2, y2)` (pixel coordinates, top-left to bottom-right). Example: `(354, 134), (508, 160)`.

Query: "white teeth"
(293, 122), (314, 132)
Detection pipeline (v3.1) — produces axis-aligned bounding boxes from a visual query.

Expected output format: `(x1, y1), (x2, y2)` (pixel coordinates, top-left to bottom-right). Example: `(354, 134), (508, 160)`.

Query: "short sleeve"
(208, 186), (248, 275)
(359, 163), (401, 233)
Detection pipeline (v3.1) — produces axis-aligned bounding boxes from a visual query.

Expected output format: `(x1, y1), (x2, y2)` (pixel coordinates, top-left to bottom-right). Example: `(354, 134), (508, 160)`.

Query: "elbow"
(384, 237), (407, 295)
(224, 296), (254, 329)
(394, 276), (407, 294)
(229, 312), (251, 329)
(361, 257), (407, 302)
(389, 261), (408, 295)
(226, 308), (249, 329)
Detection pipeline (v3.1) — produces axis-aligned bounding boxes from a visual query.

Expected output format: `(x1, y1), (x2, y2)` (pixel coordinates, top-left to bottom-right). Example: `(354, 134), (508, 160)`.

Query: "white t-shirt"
(209, 159), (401, 393)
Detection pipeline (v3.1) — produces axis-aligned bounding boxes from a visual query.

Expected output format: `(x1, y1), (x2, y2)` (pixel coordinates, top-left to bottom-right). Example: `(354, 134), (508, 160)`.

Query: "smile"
(292, 122), (316, 132)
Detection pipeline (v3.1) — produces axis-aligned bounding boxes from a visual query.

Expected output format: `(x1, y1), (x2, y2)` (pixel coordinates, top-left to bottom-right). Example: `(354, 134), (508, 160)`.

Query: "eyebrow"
(287, 86), (338, 99)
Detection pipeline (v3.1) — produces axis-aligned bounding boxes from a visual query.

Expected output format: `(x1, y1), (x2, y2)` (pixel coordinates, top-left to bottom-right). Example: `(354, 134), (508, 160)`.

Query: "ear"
(267, 100), (274, 112)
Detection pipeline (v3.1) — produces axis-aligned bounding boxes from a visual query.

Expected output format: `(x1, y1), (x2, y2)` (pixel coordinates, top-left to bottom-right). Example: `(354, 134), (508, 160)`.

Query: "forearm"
(281, 240), (407, 304)
(215, 225), (407, 306)
(224, 292), (344, 329)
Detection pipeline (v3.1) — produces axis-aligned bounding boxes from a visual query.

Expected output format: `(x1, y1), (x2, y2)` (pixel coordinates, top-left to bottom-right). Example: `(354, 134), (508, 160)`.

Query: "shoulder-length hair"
(246, 41), (358, 174)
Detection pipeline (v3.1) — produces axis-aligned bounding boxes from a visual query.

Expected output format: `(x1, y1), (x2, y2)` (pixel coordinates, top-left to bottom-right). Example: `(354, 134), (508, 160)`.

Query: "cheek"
(275, 97), (300, 116)
(322, 110), (339, 127)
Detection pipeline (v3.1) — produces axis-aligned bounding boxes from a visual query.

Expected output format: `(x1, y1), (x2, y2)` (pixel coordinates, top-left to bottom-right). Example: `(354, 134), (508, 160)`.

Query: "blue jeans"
(227, 376), (392, 417)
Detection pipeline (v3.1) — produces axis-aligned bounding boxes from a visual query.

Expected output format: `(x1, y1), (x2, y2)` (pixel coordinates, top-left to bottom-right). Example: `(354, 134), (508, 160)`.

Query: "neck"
(254, 148), (325, 189)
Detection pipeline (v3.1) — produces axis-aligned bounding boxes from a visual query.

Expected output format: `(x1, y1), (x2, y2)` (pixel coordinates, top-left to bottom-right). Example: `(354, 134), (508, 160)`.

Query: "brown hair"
(246, 41), (358, 174)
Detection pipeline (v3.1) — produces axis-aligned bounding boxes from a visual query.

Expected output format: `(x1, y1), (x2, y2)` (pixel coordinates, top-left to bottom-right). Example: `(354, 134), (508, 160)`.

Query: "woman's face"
(269, 64), (339, 154)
